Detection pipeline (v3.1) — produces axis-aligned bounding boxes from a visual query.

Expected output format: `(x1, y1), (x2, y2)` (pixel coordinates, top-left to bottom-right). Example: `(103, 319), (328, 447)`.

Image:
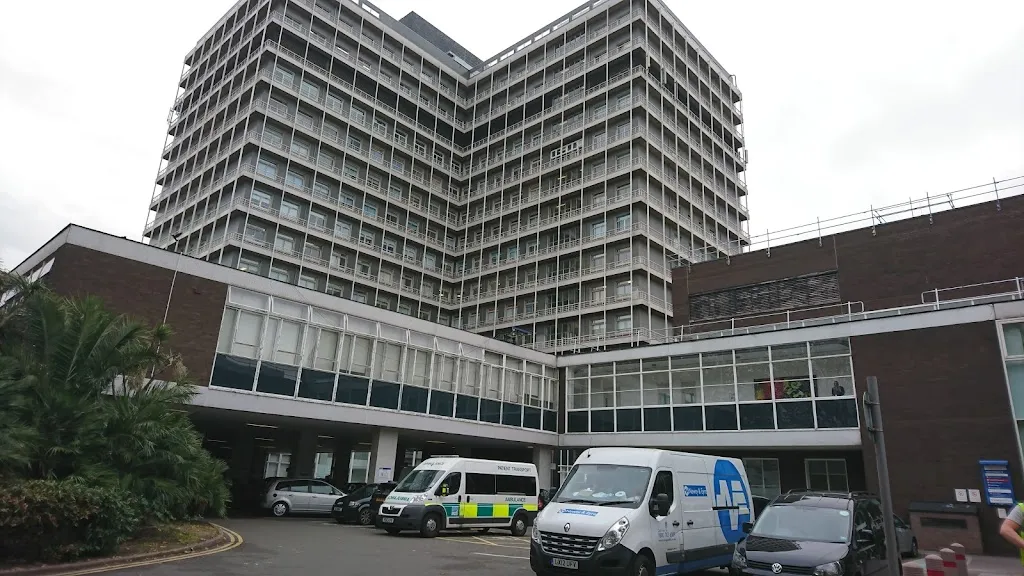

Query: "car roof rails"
(782, 489), (875, 499)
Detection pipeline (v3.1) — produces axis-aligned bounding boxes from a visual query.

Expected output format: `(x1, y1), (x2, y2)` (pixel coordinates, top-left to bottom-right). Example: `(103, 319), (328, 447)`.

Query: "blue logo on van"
(683, 485), (708, 497)
(558, 508), (598, 517)
(713, 459), (751, 544)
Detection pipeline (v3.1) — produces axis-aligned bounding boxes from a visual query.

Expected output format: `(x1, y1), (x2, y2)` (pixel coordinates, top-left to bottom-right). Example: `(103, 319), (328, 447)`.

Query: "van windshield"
(752, 505), (853, 543)
(554, 464), (652, 508)
(393, 469), (443, 493)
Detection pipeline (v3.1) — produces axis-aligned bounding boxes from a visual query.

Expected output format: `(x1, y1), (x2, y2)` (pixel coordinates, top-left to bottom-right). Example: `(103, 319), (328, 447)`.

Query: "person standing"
(998, 503), (1024, 561)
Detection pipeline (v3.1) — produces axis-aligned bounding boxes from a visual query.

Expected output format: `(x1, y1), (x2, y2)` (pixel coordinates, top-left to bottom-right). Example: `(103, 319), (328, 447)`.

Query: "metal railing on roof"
(673, 175), (1024, 268)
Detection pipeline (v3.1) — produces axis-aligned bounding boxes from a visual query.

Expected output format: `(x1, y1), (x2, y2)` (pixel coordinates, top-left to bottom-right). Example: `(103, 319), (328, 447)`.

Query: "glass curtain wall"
(212, 287), (558, 432)
(565, 339), (858, 433)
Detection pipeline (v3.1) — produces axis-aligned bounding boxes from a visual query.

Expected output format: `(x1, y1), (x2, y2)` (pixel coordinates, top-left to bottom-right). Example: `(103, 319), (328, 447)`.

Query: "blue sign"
(980, 460), (1016, 506)
(558, 508), (599, 516)
(683, 485), (708, 497)
(713, 459), (751, 544)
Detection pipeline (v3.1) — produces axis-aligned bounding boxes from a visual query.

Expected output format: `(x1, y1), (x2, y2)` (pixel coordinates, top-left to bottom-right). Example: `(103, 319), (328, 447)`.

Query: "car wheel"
(911, 538), (919, 557)
(420, 512), (442, 538)
(271, 501), (289, 517)
(510, 512), (529, 537)
(630, 552), (654, 576)
(358, 507), (373, 526)
(385, 527), (401, 535)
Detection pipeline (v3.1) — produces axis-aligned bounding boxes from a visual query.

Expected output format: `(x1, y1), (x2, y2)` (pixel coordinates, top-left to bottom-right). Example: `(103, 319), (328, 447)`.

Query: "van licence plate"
(381, 517), (395, 524)
(551, 558), (578, 570)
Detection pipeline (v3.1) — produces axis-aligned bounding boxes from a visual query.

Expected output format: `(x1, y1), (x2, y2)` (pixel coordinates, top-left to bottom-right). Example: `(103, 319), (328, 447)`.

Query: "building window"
(269, 268), (290, 282)
(285, 171), (305, 189)
(250, 189), (272, 209)
(344, 165), (359, 181)
(314, 452), (333, 479)
(347, 135), (361, 151)
(299, 276), (318, 290)
(349, 451), (370, 483)
(275, 234), (294, 254)
(238, 258), (261, 273)
(743, 458), (782, 498)
(257, 159), (277, 178)
(308, 211), (327, 229)
(280, 200), (300, 220)
(291, 139), (311, 158)
(245, 224), (267, 242)
(805, 459), (848, 491)
(265, 452), (291, 478)
(1001, 323), (1024, 463)
(363, 202), (378, 218)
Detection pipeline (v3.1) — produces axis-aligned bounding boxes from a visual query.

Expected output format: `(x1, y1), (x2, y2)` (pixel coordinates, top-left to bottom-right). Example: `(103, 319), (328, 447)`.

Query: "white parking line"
(473, 552), (529, 560)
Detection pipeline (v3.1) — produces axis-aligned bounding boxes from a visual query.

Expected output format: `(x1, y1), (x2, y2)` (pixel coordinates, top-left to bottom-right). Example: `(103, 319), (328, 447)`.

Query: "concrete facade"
(144, 0), (750, 355)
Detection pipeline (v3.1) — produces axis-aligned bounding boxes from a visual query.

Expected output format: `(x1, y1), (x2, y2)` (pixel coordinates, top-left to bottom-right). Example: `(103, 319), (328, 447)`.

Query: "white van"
(375, 456), (539, 538)
(530, 448), (753, 576)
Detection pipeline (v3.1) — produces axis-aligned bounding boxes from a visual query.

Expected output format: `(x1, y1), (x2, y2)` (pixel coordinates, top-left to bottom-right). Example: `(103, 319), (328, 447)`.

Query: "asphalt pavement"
(107, 517), (535, 576)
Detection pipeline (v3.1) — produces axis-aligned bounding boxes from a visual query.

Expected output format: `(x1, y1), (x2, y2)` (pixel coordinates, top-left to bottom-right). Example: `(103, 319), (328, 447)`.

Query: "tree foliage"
(0, 271), (229, 527)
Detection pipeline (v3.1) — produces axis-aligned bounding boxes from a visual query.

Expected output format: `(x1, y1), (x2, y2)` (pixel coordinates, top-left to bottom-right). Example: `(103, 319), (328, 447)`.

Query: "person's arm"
(1000, 506), (1024, 549)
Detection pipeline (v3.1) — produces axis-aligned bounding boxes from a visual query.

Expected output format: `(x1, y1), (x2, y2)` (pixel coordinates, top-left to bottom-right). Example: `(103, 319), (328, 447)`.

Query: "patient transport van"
(530, 448), (753, 576)
(375, 456), (539, 538)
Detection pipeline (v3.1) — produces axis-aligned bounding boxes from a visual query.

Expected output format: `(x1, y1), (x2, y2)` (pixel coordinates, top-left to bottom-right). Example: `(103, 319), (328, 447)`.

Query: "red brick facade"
(852, 323), (1023, 555)
(669, 195), (1024, 555)
(673, 195), (1024, 327)
(45, 245), (228, 385)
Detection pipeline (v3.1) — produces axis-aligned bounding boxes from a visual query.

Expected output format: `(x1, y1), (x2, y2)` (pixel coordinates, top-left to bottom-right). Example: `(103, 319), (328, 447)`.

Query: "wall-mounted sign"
(979, 460), (1015, 506)
(968, 489), (982, 503)
(955, 489), (968, 502)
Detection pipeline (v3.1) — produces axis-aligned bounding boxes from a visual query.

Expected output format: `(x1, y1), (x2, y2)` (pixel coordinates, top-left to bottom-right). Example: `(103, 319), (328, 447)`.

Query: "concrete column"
(533, 446), (555, 490)
(368, 428), (400, 483)
(291, 429), (318, 478)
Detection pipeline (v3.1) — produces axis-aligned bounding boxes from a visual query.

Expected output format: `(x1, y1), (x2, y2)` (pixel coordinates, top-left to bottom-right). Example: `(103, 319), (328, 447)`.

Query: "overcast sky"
(1, 0), (1021, 268)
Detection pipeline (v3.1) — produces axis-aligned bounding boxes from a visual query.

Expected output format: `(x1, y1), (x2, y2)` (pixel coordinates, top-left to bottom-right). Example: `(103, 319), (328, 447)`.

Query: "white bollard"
(949, 543), (968, 576)
(939, 548), (957, 576)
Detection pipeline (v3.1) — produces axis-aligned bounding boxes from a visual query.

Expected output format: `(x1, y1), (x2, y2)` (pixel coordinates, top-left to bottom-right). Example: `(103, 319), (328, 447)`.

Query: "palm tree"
(0, 272), (229, 518)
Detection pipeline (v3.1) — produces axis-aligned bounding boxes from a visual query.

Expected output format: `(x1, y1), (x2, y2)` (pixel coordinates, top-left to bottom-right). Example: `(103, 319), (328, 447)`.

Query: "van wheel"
(420, 512), (442, 538)
(271, 502), (289, 517)
(630, 553), (654, 576)
(510, 512), (529, 537)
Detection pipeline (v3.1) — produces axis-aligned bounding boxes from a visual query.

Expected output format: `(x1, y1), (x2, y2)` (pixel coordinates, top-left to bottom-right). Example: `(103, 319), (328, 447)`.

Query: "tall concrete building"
(143, 0), (750, 354)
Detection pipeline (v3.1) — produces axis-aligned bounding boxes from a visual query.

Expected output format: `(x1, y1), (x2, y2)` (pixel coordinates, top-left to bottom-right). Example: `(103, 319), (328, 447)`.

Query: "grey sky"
(1, 0), (1021, 269)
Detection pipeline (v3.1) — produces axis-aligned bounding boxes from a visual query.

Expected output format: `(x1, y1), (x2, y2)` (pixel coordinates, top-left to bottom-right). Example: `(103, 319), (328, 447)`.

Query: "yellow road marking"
(52, 524), (243, 576)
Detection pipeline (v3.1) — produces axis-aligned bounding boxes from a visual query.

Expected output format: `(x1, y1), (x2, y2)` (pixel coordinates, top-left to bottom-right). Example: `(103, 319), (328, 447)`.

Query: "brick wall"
(45, 245), (227, 385)
(852, 322), (1023, 555)
(673, 195), (1024, 326)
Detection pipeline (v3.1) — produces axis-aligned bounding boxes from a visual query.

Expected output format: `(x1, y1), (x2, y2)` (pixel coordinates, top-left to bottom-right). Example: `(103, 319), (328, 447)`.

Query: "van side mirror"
(649, 493), (671, 517)
(742, 522), (753, 534)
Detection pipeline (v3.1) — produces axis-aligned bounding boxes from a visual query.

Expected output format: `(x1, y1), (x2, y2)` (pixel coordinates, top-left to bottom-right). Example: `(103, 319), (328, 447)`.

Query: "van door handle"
(467, 495), (471, 502)
(672, 521), (681, 527)
(686, 520), (694, 526)
(458, 495), (462, 502)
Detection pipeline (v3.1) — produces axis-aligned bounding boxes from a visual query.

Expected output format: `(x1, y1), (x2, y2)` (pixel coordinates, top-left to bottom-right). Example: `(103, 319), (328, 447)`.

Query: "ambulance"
(374, 456), (539, 538)
(530, 448), (753, 576)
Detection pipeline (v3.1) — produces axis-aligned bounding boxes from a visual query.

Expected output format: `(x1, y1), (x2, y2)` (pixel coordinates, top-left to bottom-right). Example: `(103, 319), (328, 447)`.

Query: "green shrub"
(0, 480), (141, 563)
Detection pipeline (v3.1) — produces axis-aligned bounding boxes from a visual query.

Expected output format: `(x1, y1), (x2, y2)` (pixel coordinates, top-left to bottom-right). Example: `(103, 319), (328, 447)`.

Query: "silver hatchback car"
(263, 478), (345, 517)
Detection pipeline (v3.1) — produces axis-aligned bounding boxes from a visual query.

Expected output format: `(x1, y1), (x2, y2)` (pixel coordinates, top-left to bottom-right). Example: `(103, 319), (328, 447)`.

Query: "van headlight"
(532, 524), (542, 543)
(596, 517), (630, 551)
(814, 561), (844, 576)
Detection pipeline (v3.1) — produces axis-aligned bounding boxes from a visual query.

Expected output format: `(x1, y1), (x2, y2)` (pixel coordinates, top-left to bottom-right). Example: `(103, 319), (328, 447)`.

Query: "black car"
(369, 481), (397, 517)
(732, 490), (897, 576)
(332, 483), (379, 525)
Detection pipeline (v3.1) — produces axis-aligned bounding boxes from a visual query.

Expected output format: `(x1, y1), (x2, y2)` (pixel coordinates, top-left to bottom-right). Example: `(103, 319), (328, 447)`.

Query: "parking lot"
(109, 517), (536, 576)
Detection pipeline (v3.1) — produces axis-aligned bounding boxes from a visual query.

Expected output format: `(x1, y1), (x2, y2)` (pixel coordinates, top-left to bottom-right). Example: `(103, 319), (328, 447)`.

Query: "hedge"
(0, 480), (141, 563)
